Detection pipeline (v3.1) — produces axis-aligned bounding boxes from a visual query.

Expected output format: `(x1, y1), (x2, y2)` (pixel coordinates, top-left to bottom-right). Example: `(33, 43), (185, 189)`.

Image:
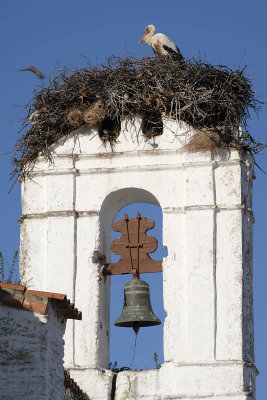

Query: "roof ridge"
(0, 282), (81, 320)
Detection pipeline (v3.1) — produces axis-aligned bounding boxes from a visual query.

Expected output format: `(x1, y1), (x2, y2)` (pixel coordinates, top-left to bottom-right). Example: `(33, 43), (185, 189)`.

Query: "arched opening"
(99, 188), (160, 262)
(109, 202), (167, 371)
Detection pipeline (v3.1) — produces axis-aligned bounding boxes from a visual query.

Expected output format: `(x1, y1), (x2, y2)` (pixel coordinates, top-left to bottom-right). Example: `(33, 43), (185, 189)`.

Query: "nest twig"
(13, 56), (263, 180)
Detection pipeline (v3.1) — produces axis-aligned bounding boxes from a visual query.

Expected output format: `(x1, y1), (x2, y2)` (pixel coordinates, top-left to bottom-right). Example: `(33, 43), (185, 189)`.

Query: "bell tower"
(19, 116), (256, 399)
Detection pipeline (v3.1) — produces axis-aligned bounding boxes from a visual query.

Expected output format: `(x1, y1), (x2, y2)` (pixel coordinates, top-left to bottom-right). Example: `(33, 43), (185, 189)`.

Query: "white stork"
(138, 24), (183, 61)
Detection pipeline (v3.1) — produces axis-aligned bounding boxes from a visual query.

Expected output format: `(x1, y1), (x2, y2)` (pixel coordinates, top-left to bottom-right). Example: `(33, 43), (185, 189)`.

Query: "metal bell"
(115, 278), (161, 331)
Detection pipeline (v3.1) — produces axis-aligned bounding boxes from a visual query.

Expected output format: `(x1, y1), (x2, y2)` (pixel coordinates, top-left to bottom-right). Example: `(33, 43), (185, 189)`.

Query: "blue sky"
(1, 0), (266, 396)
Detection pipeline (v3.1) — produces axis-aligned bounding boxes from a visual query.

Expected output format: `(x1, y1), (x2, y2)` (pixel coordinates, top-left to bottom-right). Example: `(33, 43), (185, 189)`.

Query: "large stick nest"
(13, 56), (263, 180)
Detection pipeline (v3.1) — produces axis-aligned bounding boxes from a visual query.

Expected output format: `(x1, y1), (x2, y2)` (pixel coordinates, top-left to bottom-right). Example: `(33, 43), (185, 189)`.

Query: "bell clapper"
(133, 323), (140, 335)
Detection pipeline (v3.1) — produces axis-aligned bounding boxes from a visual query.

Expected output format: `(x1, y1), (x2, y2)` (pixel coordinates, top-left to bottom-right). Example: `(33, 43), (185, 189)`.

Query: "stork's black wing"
(162, 45), (184, 62)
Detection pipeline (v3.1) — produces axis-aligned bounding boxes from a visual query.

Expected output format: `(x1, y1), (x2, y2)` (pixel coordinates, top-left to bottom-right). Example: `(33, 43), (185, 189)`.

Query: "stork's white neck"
(144, 25), (156, 45)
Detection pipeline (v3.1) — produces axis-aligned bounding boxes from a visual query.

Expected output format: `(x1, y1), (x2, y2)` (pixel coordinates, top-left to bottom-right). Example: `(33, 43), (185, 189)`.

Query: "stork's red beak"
(138, 32), (147, 45)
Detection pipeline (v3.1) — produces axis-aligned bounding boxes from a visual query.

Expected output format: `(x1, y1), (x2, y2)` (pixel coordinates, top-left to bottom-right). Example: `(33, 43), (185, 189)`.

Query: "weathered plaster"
(20, 117), (255, 399)
(0, 303), (66, 400)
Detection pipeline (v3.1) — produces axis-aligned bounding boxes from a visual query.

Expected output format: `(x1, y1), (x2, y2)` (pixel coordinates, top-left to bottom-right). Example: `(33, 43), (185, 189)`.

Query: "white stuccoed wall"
(0, 303), (66, 400)
(20, 117), (256, 399)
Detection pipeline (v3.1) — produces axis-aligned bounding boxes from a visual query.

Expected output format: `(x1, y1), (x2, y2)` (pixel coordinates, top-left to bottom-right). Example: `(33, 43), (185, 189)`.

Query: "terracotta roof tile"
(0, 282), (82, 320)
(0, 283), (26, 291)
(26, 289), (67, 300)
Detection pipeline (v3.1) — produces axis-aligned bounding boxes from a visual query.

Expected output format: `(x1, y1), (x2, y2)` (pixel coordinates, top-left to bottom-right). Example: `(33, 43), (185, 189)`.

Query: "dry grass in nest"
(183, 131), (223, 154)
(99, 117), (121, 141)
(83, 100), (106, 125)
(142, 112), (163, 138)
(67, 109), (84, 128)
(12, 56), (264, 183)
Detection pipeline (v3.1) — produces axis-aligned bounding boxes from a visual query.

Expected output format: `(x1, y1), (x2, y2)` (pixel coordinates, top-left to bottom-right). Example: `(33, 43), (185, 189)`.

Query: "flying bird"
(138, 24), (183, 61)
(19, 66), (45, 79)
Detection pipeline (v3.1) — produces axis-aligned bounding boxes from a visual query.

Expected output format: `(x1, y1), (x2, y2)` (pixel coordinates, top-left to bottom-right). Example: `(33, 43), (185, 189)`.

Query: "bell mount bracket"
(103, 212), (163, 279)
